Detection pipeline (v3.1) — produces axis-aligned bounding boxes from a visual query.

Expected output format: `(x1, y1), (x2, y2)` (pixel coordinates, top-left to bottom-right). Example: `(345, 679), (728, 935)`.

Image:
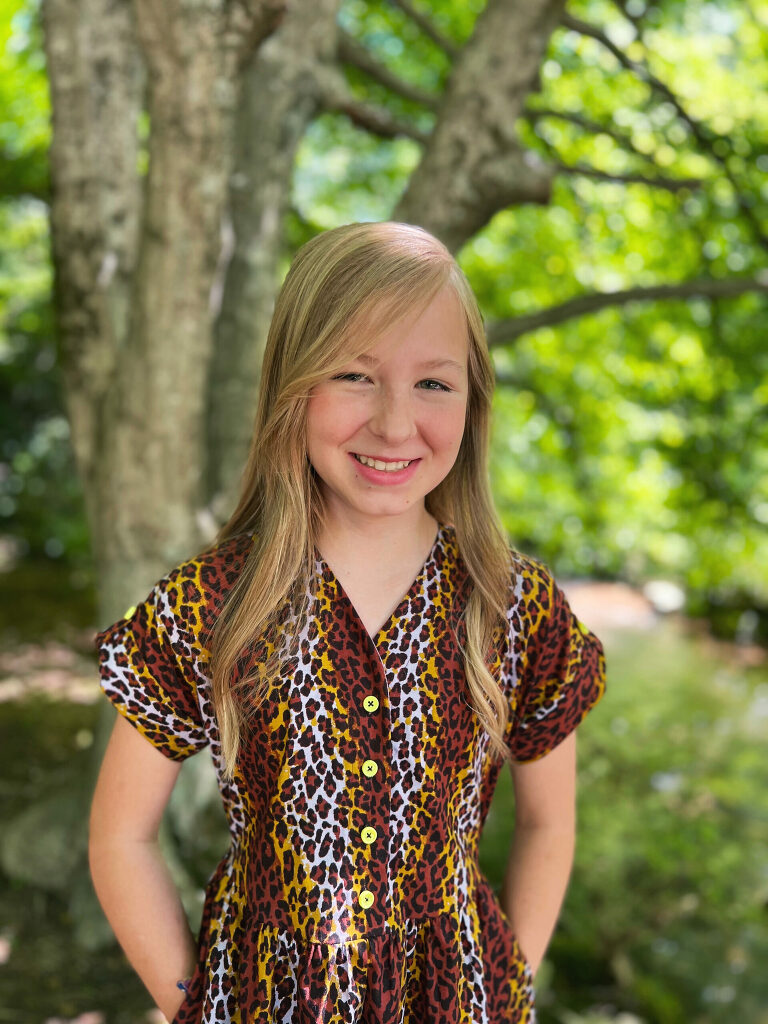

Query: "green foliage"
(0, 196), (90, 568)
(466, 0), (768, 625)
(0, 0), (88, 571)
(0, 0), (48, 199)
(294, 115), (421, 227)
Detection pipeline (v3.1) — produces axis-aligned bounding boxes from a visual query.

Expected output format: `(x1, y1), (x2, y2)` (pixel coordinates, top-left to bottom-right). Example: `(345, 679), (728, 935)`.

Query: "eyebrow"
(354, 354), (465, 372)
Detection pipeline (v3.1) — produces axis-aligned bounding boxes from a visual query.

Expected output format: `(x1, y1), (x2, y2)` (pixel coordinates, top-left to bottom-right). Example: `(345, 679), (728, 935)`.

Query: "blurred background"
(0, 0), (766, 1021)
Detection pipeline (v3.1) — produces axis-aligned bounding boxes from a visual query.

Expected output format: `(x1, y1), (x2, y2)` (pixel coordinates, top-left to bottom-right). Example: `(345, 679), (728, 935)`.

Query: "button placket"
(359, 677), (386, 913)
(316, 558), (396, 926)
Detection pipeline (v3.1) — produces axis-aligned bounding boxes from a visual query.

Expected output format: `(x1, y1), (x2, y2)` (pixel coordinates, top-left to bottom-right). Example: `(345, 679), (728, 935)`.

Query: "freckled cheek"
(307, 393), (365, 445)
(425, 409), (466, 457)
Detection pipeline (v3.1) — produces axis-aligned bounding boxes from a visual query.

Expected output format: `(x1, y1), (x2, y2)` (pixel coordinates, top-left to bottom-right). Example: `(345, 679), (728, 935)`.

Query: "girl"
(89, 221), (606, 1024)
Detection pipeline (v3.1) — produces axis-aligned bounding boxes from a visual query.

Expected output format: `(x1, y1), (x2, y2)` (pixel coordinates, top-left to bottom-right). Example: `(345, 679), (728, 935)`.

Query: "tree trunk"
(394, 0), (565, 251)
(44, 0), (285, 619)
(206, 0), (343, 518)
(43, 0), (144, 605)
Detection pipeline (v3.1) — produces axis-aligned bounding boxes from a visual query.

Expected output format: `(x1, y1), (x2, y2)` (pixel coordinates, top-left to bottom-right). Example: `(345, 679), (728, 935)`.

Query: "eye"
(331, 373), (452, 392)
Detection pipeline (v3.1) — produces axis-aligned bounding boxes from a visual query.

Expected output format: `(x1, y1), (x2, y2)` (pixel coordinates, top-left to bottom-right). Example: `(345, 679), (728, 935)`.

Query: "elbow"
(509, 811), (577, 863)
(514, 803), (576, 833)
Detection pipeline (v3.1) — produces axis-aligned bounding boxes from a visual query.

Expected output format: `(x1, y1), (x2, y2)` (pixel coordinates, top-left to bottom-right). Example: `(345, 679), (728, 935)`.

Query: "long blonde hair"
(206, 221), (515, 777)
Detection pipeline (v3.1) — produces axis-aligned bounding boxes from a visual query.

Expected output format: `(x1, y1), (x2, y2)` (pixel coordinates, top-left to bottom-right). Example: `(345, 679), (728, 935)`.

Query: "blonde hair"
(206, 221), (515, 777)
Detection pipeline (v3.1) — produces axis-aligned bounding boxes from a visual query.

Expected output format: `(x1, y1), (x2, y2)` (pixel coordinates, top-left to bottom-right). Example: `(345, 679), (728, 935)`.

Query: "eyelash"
(332, 372), (452, 392)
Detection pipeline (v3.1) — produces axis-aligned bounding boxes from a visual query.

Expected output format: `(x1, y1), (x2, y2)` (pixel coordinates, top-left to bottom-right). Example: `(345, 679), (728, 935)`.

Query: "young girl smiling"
(89, 221), (606, 1024)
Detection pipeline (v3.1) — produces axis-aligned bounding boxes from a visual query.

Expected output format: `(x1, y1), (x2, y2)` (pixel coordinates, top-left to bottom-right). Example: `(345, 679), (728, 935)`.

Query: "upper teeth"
(355, 454), (413, 471)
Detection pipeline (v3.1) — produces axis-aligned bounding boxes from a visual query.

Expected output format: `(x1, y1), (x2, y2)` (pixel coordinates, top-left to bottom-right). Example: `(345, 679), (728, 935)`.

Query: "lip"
(349, 451), (421, 484)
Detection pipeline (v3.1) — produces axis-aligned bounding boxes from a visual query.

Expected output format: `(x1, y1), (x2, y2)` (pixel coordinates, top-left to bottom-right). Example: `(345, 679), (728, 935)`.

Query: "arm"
(501, 730), (577, 977)
(89, 713), (198, 1022)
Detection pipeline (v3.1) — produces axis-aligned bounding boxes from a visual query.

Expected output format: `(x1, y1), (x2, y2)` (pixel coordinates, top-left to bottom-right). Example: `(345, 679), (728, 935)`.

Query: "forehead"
(343, 286), (469, 363)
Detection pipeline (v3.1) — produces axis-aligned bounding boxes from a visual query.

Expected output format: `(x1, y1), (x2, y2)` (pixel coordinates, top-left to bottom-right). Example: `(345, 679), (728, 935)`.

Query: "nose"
(367, 387), (418, 446)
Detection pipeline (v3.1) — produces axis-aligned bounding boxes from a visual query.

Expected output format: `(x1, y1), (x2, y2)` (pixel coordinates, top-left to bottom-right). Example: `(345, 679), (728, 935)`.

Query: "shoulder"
(441, 525), (555, 616)
(165, 530), (256, 592)
(153, 531), (257, 641)
(506, 546), (559, 634)
(509, 547), (554, 596)
(508, 547), (602, 658)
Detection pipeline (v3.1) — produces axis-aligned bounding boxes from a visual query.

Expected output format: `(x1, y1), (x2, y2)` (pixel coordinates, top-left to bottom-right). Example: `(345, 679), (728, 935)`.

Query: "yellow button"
(360, 825), (378, 844)
(362, 695), (379, 713)
(359, 890), (375, 908)
(362, 760), (378, 778)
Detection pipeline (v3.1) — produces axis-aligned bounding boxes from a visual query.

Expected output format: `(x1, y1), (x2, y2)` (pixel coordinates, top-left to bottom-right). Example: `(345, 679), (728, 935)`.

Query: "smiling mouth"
(352, 453), (417, 470)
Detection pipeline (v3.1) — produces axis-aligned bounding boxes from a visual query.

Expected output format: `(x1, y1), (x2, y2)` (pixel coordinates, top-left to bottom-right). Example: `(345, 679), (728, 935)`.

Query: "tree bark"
(43, 0), (285, 618)
(393, 0), (566, 251)
(43, 0), (144, 603)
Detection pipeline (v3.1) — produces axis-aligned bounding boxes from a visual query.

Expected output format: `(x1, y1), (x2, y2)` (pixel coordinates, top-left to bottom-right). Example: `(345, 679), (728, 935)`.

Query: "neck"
(316, 512), (439, 567)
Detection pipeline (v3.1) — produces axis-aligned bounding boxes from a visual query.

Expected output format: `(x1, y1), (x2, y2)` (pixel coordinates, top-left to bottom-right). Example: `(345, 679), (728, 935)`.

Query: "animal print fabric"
(94, 522), (606, 1023)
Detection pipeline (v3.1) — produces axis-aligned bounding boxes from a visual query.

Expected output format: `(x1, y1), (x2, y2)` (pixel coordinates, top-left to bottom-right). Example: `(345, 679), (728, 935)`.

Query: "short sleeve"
(94, 574), (209, 761)
(507, 563), (606, 763)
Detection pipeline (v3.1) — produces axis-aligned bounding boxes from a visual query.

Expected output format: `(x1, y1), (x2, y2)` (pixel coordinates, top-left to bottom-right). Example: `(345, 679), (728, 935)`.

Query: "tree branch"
(336, 28), (440, 109)
(524, 106), (706, 193)
(561, 11), (768, 252)
(222, 0), (288, 67)
(315, 65), (429, 141)
(552, 159), (702, 192)
(561, 12), (715, 145)
(333, 96), (429, 141)
(388, 0), (461, 58)
(487, 274), (768, 345)
(523, 104), (649, 160)
(393, 0), (565, 251)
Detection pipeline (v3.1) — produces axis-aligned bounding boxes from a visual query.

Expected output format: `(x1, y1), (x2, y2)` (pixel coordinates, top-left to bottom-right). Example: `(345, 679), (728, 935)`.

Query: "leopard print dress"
(94, 521), (606, 1024)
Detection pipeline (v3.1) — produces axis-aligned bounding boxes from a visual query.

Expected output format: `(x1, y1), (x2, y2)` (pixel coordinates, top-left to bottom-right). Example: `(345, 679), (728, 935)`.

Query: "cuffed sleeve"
(506, 561), (606, 763)
(94, 573), (209, 761)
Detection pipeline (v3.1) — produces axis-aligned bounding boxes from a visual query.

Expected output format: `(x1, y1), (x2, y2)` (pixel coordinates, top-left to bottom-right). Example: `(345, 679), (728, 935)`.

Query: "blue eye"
(331, 373), (451, 392)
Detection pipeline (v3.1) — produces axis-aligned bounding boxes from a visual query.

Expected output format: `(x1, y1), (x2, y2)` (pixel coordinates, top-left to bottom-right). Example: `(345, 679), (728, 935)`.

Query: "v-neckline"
(314, 521), (444, 646)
